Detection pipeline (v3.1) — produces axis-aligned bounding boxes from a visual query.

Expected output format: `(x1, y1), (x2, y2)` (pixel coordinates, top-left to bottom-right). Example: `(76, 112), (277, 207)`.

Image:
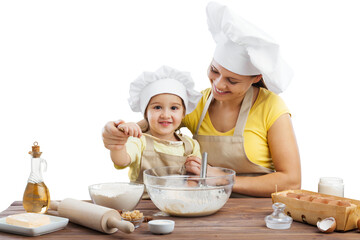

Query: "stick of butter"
(6, 213), (51, 228)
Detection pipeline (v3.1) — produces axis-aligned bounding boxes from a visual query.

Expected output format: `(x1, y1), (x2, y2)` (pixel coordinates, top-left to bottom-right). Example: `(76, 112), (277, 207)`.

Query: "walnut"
(121, 210), (144, 221)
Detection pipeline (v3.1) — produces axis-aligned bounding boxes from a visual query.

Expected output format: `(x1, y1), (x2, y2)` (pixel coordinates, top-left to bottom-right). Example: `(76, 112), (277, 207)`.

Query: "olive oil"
(23, 142), (50, 213)
(23, 182), (50, 213)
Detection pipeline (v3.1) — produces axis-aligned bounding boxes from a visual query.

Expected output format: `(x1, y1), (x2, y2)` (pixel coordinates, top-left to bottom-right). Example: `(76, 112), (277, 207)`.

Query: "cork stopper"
(28, 141), (42, 158)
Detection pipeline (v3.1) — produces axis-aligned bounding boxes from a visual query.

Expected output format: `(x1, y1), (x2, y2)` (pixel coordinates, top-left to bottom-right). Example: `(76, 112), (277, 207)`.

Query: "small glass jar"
(264, 202), (293, 229)
(318, 177), (344, 197)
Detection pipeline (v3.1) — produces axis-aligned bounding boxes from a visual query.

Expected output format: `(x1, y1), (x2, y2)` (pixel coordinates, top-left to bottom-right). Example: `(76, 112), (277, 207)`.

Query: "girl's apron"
(193, 86), (273, 197)
(134, 133), (192, 199)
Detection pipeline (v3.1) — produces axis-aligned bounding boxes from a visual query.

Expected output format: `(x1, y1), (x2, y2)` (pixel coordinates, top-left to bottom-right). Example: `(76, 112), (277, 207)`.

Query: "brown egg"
(317, 217), (336, 233)
(297, 193), (306, 198)
(338, 200), (351, 207)
(279, 192), (287, 197)
(357, 219), (360, 229)
(299, 195), (314, 202)
(312, 194), (322, 198)
(286, 193), (300, 199)
(328, 200), (340, 206)
(312, 198), (329, 204)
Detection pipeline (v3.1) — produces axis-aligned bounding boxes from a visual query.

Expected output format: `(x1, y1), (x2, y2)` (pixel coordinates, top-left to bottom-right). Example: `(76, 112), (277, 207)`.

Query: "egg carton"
(271, 189), (360, 231)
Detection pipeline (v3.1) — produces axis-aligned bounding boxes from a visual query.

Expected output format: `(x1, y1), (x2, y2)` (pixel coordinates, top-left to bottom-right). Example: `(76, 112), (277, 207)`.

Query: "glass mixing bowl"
(144, 166), (235, 217)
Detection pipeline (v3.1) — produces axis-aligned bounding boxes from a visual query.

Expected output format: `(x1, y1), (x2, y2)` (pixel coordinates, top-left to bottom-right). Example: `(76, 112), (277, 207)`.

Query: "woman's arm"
(185, 113), (301, 197)
(232, 113), (301, 197)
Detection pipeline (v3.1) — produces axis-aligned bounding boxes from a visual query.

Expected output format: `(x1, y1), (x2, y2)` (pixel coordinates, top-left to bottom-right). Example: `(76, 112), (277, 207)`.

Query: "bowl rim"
(121, 216), (145, 222)
(88, 182), (144, 190)
(148, 219), (175, 226)
(143, 166), (235, 181)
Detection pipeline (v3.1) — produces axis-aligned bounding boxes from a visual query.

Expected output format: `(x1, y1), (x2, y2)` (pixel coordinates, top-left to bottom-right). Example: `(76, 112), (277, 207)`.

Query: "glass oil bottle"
(23, 141), (50, 213)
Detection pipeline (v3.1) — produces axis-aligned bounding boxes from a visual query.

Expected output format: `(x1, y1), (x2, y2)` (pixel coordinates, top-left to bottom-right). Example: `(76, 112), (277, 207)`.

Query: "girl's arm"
(103, 121), (142, 167)
(110, 145), (131, 167)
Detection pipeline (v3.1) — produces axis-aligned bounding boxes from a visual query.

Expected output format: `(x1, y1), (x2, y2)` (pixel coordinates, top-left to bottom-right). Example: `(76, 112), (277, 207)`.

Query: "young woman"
(182, 2), (301, 197)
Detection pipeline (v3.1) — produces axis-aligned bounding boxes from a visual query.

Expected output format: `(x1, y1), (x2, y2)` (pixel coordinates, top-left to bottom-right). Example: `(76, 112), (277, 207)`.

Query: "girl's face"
(146, 93), (185, 140)
(207, 60), (262, 102)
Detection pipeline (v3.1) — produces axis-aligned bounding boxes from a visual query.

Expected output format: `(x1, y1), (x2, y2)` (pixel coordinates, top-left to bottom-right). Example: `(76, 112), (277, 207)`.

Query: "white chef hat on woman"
(207, 2), (293, 94)
(128, 66), (202, 115)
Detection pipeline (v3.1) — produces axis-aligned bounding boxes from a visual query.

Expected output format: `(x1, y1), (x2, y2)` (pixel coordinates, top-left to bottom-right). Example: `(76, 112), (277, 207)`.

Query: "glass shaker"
(265, 202), (293, 229)
(23, 141), (50, 213)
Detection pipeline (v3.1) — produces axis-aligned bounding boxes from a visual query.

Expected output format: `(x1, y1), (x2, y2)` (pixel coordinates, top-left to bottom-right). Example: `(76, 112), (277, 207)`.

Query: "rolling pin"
(50, 198), (134, 234)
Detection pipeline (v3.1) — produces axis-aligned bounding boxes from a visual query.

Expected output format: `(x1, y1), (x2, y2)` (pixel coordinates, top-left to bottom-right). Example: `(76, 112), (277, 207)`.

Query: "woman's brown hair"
(252, 77), (267, 89)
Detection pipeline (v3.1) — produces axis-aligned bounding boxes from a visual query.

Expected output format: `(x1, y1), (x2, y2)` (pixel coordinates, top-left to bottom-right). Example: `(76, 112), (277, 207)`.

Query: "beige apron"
(193, 86), (273, 198)
(134, 133), (192, 199)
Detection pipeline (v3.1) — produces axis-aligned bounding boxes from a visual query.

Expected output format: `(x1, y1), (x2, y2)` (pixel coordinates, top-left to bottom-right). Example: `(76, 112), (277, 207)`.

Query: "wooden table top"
(0, 199), (359, 239)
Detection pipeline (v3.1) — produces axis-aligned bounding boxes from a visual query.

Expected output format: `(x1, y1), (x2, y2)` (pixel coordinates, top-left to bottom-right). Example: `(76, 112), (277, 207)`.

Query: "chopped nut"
(121, 210), (144, 221)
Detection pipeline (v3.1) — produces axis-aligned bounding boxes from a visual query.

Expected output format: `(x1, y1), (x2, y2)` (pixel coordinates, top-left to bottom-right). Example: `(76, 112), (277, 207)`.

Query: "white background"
(1, 0), (359, 212)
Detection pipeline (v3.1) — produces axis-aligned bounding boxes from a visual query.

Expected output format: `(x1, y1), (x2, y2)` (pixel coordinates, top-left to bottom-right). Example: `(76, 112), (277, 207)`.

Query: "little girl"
(109, 66), (202, 185)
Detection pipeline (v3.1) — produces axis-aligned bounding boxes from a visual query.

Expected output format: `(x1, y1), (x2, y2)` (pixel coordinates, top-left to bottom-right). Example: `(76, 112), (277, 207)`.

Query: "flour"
(90, 183), (144, 211)
(148, 185), (230, 217)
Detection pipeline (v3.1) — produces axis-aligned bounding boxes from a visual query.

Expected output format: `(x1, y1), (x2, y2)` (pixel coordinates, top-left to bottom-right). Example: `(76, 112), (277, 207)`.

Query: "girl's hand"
(102, 119), (141, 150)
(118, 122), (142, 138)
(185, 156), (232, 186)
(185, 156), (218, 176)
(184, 156), (202, 175)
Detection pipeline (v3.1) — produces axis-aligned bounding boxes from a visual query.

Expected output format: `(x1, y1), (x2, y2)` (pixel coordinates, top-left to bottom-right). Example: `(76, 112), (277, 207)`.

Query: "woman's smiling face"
(208, 60), (262, 102)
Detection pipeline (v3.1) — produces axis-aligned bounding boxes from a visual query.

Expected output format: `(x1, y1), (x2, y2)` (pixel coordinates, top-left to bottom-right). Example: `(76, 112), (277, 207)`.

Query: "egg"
(286, 193), (300, 199)
(338, 200), (351, 207)
(312, 194), (322, 198)
(326, 199), (351, 207)
(299, 195), (314, 202)
(317, 217), (336, 233)
(357, 219), (360, 230)
(312, 198), (329, 204)
(327, 200), (340, 206)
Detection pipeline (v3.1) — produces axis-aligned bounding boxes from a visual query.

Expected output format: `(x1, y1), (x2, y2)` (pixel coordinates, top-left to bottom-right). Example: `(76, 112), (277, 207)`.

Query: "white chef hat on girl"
(128, 66), (202, 115)
(207, 2), (293, 94)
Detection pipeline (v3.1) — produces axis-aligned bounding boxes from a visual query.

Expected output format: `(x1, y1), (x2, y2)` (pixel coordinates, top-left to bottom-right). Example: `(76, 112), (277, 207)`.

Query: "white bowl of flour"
(89, 182), (144, 211)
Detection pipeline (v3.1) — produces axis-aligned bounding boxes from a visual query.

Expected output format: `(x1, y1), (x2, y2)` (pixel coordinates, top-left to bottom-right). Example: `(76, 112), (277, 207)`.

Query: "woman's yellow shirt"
(182, 87), (290, 170)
